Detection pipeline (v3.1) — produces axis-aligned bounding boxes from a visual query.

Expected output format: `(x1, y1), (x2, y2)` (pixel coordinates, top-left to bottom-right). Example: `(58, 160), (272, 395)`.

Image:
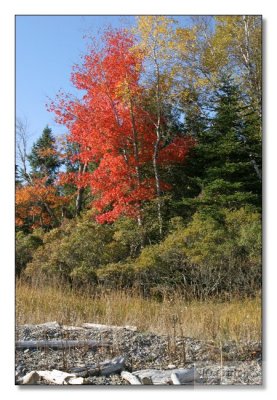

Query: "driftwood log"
(61, 325), (86, 331)
(133, 367), (199, 385)
(21, 363), (200, 385)
(81, 323), (137, 332)
(22, 371), (41, 385)
(121, 371), (142, 385)
(20, 321), (61, 329)
(100, 356), (125, 375)
(21, 369), (83, 385)
(69, 356), (125, 377)
(16, 340), (109, 351)
(172, 368), (199, 383)
(19, 321), (137, 332)
(68, 364), (100, 378)
(17, 322), (201, 385)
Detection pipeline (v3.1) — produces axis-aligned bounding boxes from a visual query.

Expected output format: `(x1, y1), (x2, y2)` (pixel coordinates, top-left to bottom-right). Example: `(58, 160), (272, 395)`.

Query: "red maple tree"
(49, 29), (193, 224)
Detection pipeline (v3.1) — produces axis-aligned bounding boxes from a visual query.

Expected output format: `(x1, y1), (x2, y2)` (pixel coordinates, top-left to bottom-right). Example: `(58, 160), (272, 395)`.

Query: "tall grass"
(16, 280), (261, 343)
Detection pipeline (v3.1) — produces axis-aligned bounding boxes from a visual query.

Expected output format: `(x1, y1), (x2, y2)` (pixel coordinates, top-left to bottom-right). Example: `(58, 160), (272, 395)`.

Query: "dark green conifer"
(183, 77), (262, 215)
(28, 126), (61, 184)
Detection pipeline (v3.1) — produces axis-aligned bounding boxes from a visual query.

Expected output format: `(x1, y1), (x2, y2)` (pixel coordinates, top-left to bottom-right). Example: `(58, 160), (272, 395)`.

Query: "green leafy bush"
(24, 214), (142, 285)
(181, 207), (262, 297)
(23, 208), (261, 298)
(122, 207), (262, 298)
(16, 231), (43, 277)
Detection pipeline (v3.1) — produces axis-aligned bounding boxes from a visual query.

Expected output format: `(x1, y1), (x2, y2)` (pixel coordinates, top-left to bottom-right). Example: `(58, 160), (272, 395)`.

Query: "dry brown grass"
(16, 280), (261, 344)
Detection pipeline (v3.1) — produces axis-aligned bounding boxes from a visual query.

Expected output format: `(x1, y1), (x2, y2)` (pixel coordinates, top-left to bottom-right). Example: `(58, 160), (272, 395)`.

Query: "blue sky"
(16, 15), (136, 146)
(16, 15), (192, 149)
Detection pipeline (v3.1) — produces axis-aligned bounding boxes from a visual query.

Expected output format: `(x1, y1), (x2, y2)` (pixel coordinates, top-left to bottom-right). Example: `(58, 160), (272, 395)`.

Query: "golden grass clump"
(16, 280), (261, 343)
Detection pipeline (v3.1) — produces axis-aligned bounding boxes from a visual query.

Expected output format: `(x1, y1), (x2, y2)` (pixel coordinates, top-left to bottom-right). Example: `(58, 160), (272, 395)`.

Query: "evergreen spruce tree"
(183, 77), (262, 216)
(158, 100), (204, 224)
(184, 89), (207, 138)
(163, 92), (209, 221)
(28, 126), (61, 184)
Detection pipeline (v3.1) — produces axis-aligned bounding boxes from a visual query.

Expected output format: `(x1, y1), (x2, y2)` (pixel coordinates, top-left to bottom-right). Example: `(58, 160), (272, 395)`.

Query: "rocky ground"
(15, 322), (262, 385)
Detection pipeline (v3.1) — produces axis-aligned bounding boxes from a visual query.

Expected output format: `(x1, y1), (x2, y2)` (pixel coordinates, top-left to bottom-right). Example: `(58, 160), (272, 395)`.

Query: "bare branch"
(16, 117), (31, 182)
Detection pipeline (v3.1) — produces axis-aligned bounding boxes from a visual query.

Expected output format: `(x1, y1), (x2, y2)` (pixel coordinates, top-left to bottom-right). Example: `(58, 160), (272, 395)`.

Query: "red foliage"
(90, 153), (157, 223)
(158, 136), (195, 165)
(49, 29), (193, 223)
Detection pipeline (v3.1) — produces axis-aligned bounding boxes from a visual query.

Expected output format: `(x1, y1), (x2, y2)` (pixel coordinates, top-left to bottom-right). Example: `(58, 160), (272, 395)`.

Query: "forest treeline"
(16, 16), (262, 299)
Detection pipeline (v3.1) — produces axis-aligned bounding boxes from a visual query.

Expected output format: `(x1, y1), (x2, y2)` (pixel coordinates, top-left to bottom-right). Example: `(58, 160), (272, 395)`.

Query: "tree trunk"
(153, 45), (163, 237)
(153, 136), (163, 236)
(250, 157), (262, 181)
(128, 94), (146, 245)
(76, 162), (88, 216)
(41, 201), (59, 227)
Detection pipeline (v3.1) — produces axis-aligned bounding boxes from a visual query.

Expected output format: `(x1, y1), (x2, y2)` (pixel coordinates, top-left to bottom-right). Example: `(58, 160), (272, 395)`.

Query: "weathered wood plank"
(16, 339), (109, 350)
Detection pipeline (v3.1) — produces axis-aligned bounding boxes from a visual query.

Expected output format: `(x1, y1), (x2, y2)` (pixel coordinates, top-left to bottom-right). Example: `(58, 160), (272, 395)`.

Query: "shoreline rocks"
(15, 322), (262, 385)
